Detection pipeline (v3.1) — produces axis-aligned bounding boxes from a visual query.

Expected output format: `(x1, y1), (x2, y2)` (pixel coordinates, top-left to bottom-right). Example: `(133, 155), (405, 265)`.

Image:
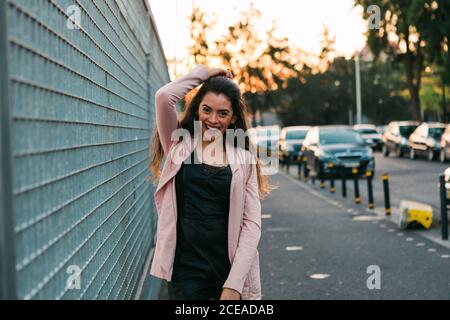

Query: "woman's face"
(197, 92), (237, 138)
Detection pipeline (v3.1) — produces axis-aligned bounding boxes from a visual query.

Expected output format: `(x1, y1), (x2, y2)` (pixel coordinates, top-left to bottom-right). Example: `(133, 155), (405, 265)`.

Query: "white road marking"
(416, 243), (425, 247)
(310, 274), (330, 280)
(286, 246), (303, 251)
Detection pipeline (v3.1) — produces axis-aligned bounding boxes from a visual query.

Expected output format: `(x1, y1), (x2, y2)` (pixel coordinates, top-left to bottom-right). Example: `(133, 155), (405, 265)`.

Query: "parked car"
(439, 124), (450, 163)
(279, 126), (311, 163)
(301, 126), (375, 179)
(382, 121), (419, 157)
(353, 124), (383, 151)
(408, 122), (446, 161)
(376, 125), (386, 135)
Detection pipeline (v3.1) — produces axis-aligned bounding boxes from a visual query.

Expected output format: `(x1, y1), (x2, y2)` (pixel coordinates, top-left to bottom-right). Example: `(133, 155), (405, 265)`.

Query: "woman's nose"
(209, 113), (218, 123)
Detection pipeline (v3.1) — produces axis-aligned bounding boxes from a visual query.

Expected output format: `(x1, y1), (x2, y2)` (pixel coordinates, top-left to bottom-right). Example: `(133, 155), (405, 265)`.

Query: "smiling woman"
(149, 64), (272, 300)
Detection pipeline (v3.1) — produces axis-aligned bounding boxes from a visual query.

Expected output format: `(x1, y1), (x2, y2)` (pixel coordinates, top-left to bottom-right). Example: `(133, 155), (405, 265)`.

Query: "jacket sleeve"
(155, 64), (210, 154)
(223, 153), (261, 294)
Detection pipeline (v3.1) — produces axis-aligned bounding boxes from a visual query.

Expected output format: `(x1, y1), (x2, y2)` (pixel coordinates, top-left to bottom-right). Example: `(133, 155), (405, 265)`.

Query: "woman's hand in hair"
(207, 67), (233, 80)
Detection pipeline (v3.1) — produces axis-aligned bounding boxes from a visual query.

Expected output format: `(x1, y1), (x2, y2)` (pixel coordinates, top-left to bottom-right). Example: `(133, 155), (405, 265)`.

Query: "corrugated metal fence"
(0, 0), (168, 299)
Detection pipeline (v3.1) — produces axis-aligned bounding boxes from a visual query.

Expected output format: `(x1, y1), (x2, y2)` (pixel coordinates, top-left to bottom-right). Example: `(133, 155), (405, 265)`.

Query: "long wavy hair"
(149, 75), (272, 199)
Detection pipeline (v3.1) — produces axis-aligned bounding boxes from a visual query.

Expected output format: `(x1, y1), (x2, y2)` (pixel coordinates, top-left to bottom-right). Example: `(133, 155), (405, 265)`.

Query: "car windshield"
(356, 129), (377, 134)
(286, 130), (307, 140)
(429, 127), (445, 139)
(399, 125), (417, 137)
(319, 131), (364, 145)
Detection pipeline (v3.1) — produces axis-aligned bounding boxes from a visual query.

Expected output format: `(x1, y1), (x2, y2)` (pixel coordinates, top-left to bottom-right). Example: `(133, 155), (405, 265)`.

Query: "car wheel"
(440, 149), (446, 163)
(382, 144), (389, 157)
(427, 148), (435, 161)
(409, 148), (416, 160)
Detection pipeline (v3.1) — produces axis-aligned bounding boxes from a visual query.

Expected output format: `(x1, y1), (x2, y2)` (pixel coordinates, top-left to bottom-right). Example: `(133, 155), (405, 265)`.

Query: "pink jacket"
(150, 65), (262, 300)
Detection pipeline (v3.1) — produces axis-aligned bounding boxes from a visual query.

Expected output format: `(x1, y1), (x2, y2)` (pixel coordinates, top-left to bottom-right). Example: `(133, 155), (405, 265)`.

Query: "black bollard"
(341, 173), (347, 198)
(382, 173), (391, 216)
(366, 171), (374, 209)
(328, 163), (336, 193)
(353, 168), (361, 204)
(439, 174), (449, 240)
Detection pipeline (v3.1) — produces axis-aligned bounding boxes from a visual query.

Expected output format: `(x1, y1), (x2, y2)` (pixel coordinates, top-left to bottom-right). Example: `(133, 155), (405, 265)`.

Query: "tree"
(188, 6), (215, 66)
(355, 0), (427, 120)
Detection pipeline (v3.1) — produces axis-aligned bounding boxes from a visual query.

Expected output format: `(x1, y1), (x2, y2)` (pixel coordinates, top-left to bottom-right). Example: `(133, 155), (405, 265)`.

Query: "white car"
(353, 124), (383, 151)
(279, 126), (311, 163)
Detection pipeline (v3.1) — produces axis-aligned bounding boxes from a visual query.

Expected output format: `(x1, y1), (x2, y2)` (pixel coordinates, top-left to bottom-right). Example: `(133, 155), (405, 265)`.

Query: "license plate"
(343, 162), (359, 168)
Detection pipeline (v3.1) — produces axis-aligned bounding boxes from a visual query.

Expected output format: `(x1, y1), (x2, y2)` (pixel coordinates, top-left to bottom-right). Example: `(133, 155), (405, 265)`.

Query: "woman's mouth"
(205, 124), (220, 131)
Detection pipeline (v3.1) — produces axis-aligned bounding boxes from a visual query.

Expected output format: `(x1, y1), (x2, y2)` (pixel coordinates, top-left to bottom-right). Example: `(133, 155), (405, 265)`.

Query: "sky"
(148, 0), (368, 77)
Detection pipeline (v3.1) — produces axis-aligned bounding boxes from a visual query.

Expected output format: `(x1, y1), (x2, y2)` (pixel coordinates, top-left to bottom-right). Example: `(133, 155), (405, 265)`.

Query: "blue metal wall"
(2, 0), (168, 299)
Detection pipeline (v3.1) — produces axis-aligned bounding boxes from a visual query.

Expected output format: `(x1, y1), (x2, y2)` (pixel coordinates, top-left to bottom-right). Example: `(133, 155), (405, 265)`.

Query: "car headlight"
(286, 144), (294, 152)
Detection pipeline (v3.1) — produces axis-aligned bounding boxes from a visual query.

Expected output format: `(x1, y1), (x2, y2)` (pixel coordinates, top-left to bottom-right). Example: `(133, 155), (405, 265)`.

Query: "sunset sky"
(149, 0), (368, 78)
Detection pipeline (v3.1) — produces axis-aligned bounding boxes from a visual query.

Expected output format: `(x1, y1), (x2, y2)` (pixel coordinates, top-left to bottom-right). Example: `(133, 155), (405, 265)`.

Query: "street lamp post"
(355, 51), (362, 125)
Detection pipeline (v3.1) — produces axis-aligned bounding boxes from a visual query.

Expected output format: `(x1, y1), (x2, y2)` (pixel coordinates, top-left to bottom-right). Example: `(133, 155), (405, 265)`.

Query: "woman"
(149, 64), (271, 300)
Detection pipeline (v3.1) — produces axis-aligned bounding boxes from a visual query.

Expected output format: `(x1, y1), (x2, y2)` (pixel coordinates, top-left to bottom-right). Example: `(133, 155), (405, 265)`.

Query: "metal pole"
(383, 173), (391, 216)
(439, 174), (449, 240)
(0, 0), (17, 299)
(355, 51), (362, 125)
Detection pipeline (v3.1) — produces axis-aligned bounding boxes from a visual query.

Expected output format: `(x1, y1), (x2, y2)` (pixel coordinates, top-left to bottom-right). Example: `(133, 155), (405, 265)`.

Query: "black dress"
(169, 149), (232, 300)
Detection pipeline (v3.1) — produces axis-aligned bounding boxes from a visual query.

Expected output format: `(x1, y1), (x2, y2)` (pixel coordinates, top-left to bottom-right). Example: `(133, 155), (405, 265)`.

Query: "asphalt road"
(259, 169), (450, 299)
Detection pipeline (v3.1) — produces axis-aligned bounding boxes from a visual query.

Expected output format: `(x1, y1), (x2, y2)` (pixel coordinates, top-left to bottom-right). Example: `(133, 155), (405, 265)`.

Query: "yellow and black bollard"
(382, 173), (391, 216)
(328, 163), (336, 193)
(352, 168), (361, 204)
(320, 180), (325, 189)
(366, 171), (374, 209)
